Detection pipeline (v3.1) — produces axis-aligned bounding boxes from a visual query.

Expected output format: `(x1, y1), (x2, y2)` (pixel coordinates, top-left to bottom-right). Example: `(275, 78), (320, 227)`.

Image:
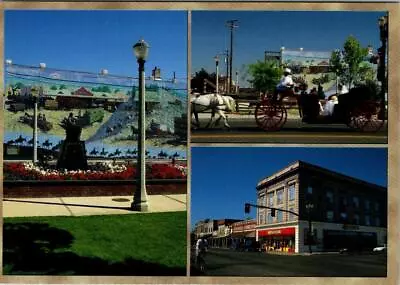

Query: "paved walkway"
(3, 194), (187, 217)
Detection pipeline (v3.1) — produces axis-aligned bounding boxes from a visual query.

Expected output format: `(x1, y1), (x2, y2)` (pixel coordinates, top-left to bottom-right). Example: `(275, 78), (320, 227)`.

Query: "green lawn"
(3, 211), (187, 276)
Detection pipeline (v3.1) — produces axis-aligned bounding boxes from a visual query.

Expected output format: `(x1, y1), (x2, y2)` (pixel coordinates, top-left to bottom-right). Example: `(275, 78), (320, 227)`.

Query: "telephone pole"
(226, 20), (239, 94)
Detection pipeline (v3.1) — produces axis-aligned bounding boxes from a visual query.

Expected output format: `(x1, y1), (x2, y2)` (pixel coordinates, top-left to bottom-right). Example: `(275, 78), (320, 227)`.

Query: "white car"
(373, 244), (387, 252)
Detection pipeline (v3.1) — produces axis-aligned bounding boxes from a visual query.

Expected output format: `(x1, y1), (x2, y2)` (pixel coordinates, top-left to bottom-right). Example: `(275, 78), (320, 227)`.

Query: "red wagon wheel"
(255, 101), (287, 131)
(348, 101), (385, 132)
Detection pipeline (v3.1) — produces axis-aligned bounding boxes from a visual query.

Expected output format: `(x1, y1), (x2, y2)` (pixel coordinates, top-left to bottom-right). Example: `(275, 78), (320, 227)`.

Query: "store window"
(353, 196), (359, 208)
(365, 215), (371, 226)
(288, 184), (296, 201)
(277, 188), (284, 204)
(326, 211), (334, 222)
(277, 209), (283, 222)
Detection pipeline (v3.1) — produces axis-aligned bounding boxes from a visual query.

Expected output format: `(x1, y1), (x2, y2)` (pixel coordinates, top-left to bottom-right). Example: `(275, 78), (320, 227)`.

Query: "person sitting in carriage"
(273, 68), (295, 100)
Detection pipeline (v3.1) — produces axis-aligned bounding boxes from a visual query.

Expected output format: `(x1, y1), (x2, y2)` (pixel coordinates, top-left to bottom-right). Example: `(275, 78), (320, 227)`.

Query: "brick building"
(255, 160), (387, 253)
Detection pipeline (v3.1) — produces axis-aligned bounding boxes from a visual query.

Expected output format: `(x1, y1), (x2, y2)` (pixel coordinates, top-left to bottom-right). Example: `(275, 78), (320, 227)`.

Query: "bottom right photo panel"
(190, 147), (387, 277)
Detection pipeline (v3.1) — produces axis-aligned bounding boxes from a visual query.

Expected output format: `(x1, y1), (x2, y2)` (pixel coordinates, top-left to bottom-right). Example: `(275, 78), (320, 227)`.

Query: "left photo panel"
(3, 10), (188, 276)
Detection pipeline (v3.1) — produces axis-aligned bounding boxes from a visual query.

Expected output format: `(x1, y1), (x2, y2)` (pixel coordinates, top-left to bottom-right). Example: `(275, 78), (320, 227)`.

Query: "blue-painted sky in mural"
(5, 10), (187, 80)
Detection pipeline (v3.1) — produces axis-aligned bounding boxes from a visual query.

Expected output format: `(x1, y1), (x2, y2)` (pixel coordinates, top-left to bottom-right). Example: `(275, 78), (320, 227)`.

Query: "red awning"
(258, 227), (295, 237)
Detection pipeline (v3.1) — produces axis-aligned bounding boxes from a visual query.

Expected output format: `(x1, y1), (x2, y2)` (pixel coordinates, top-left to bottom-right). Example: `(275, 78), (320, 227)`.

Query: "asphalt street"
(191, 117), (387, 144)
(191, 248), (387, 277)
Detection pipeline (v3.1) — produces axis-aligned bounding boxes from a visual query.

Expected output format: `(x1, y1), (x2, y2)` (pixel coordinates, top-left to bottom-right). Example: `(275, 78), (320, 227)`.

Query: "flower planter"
(3, 179), (187, 198)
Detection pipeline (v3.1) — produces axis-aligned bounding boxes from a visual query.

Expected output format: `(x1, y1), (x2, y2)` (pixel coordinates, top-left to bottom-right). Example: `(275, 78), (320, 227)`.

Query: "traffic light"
(244, 203), (251, 214)
(271, 208), (276, 217)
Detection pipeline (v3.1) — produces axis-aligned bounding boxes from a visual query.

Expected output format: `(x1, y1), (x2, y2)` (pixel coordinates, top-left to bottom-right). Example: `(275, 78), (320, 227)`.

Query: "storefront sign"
(258, 227), (295, 237)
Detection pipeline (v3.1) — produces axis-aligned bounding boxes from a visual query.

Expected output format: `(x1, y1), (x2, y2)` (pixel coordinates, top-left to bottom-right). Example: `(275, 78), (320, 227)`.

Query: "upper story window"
(365, 215), (371, 226)
(326, 211), (334, 222)
(365, 199), (370, 211)
(307, 186), (313, 194)
(340, 212), (348, 222)
(277, 188), (284, 204)
(288, 184), (296, 201)
(326, 191), (334, 204)
(277, 208), (283, 222)
(375, 217), (381, 227)
(268, 192), (274, 207)
(340, 196), (348, 207)
(375, 202), (380, 212)
(353, 196), (359, 208)
(288, 207), (295, 221)
(353, 214), (360, 225)
(267, 210), (273, 224)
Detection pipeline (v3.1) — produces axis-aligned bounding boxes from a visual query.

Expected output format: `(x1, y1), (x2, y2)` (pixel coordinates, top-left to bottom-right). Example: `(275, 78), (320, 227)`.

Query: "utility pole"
(226, 20), (239, 94)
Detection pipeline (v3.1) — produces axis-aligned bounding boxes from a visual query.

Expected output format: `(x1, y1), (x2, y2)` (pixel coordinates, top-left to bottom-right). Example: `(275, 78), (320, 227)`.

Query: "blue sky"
(5, 10), (187, 80)
(192, 11), (387, 80)
(190, 147), (387, 227)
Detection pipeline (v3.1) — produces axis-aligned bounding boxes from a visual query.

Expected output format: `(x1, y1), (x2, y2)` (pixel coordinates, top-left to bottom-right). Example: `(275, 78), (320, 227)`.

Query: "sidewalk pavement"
(3, 194), (187, 218)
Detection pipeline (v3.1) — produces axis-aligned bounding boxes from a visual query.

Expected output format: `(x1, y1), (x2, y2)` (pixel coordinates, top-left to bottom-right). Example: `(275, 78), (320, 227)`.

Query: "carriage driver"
(274, 68), (295, 100)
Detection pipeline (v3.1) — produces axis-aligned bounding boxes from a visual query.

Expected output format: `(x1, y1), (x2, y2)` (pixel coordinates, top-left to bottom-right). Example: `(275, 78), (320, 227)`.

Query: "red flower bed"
(4, 162), (187, 181)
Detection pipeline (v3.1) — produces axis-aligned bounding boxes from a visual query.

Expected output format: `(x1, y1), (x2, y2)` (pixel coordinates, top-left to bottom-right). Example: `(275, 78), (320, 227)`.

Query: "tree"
(190, 68), (216, 93)
(330, 35), (369, 89)
(247, 60), (282, 96)
(50, 85), (58, 90)
(59, 84), (67, 90)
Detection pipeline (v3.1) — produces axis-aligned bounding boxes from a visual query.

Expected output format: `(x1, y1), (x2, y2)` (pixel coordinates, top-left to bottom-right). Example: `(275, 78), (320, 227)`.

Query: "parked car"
(373, 244), (387, 253)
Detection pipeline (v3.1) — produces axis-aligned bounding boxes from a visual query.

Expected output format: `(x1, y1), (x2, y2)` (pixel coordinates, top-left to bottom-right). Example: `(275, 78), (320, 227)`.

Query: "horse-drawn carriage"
(18, 113), (53, 132)
(254, 84), (385, 132)
(191, 85), (385, 133)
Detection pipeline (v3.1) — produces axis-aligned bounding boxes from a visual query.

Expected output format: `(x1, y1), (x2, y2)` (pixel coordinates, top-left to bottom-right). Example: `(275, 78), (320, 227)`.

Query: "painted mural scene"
(191, 11), (388, 144)
(3, 10), (187, 276)
(190, 148), (387, 277)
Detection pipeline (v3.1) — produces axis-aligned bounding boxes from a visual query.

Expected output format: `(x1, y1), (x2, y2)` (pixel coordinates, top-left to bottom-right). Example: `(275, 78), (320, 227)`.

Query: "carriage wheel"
(349, 102), (385, 132)
(255, 102), (287, 131)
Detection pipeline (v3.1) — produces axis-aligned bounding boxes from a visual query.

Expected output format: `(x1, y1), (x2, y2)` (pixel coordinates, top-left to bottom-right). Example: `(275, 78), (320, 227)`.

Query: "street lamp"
(214, 55), (219, 95)
(33, 62), (46, 163)
(305, 202), (314, 254)
(132, 39), (150, 212)
(378, 15), (388, 118)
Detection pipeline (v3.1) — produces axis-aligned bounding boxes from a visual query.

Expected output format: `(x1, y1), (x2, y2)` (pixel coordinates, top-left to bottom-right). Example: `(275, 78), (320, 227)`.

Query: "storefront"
(257, 227), (296, 253)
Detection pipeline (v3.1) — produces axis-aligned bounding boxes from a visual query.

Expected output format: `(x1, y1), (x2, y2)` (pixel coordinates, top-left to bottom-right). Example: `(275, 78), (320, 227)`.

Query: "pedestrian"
(195, 236), (207, 267)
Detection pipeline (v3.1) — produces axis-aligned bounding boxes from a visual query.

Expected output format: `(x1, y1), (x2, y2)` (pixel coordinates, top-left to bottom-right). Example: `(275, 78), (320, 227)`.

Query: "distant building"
(255, 161), (387, 253)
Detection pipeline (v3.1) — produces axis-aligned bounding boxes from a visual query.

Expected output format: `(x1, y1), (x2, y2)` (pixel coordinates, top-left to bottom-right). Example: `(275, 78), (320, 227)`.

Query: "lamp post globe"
(131, 38), (150, 212)
(133, 39), (149, 61)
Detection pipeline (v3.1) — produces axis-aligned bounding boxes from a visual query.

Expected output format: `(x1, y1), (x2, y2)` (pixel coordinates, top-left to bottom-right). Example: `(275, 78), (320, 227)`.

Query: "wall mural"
(4, 64), (187, 161)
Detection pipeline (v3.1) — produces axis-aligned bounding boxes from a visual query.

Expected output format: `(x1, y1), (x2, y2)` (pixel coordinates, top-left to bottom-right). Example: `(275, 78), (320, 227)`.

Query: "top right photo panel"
(190, 10), (388, 144)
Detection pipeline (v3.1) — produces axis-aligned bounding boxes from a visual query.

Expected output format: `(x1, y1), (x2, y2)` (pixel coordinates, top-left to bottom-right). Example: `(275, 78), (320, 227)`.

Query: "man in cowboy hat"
(274, 68), (295, 100)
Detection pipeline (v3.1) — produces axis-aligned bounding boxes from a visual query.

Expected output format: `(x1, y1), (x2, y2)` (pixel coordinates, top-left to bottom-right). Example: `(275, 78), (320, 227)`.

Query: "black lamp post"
(305, 202), (314, 254)
(132, 39), (150, 212)
(378, 15), (388, 118)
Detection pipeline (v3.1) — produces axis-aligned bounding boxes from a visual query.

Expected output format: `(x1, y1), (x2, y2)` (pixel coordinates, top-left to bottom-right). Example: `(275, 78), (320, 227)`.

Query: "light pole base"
(131, 200), (149, 212)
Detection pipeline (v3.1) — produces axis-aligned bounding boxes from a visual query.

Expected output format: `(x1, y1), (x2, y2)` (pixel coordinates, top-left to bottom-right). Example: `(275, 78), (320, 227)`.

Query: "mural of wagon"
(18, 113), (53, 132)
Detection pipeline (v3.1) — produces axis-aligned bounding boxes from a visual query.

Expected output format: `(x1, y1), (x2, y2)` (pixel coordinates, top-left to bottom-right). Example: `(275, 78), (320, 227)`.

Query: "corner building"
(255, 161), (387, 253)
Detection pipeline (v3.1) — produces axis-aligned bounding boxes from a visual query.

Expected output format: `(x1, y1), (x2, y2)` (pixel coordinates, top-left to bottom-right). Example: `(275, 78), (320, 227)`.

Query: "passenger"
(338, 84), (349, 95)
(322, 95), (339, 116)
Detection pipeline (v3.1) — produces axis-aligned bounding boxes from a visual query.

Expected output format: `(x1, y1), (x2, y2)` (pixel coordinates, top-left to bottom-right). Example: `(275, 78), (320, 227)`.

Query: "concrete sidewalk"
(3, 194), (187, 218)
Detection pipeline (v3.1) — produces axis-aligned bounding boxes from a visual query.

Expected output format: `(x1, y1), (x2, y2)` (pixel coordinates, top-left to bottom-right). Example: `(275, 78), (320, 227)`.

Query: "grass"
(3, 211), (187, 275)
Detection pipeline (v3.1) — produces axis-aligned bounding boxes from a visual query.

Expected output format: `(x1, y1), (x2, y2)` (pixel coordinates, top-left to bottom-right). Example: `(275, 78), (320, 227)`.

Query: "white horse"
(191, 93), (237, 128)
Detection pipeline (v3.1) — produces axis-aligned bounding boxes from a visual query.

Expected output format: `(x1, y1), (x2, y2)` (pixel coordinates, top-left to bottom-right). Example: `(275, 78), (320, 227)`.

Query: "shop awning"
(258, 227), (295, 237)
